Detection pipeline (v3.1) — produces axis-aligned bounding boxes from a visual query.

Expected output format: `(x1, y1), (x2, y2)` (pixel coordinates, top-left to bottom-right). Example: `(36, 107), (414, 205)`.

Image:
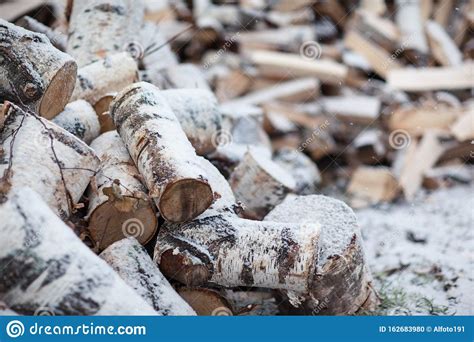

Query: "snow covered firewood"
(158, 64), (211, 90)
(67, 0), (145, 67)
(0, 187), (157, 315)
(139, 21), (177, 72)
(70, 52), (138, 106)
(0, 19), (77, 119)
(87, 131), (158, 251)
(161, 89), (222, 155)
(109, 82), (214, 223)
(229, 148), (296, 220)
(178, 288), (233, 316)
(273, 147), (321, 195)
(100, 238), (196, 316)
(264, 195), (378, 314)
(52, 100), (100, 144)
(16, 16), (67, 51)
(0, 102), (99, 219)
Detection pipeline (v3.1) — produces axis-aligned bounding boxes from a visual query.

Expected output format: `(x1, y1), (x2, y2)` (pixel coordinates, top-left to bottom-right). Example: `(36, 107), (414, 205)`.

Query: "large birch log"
(109, 82), (214, 223)
(70, 52), (138, 106)
(87, 131), (158, 251)
(0, 102), (99, 219)
(0, 19), (77, 119)
(161, 89), (222, 155)
(67, 0), (145, 67)
(100, 238), (196, 316)
(229, 148), (296, 220)
(264, 195), (378, 314)
(0, 187), (157, 315)
(52, 100), (100, 144)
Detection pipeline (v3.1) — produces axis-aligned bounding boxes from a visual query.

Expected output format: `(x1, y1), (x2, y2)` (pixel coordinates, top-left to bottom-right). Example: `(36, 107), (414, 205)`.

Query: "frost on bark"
(52, 100), (100, 144)
(67, 0), (145, 67)
(0, 102), (99, 219)
(0, 187), (157, 315)
(70, 52), (138, 106)
(0, 19), (77, 119)
(100, 238), (196, 316)
(109, 82), (214, 223)
(87, 131), (158, 251)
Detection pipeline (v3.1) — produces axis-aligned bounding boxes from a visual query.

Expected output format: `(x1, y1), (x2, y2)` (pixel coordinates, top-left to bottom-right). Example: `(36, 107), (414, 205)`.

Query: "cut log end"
(159, 249), (210, 286)
(160, 178), (214, 223)
(39, 59), (77, 119)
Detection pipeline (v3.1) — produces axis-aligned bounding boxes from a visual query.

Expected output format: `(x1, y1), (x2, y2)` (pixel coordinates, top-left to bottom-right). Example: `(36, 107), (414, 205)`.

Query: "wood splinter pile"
(3, 0), (471, 316)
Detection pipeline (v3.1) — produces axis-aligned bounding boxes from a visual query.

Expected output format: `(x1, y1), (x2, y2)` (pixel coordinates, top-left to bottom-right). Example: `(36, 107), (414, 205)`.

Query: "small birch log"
(52, 100), (100, 144)
(109, 82), (214, 223)
(0, 187), (157, 315)
(158, 64), (211, 90)
(100, 238), (196, 316)
(273, 147), (321, 195)
(178, 288), (233, 316)
(0, 102), (99, 219)
(70, 52), (138, 106)
(229, 148), (296, 220)
(264, 195), (378, 314)
(0, 19), (77, 119)
(161, 89), (222, 155)
(67, 0), (145, 67)
(87, 131), (158, 251)
(16, 16), (67, 51)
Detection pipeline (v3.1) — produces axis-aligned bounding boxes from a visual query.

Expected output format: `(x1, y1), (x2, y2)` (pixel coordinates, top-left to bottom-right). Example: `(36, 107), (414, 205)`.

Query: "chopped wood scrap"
(450, 108), (474, 141)
(321, 95), (381, 124)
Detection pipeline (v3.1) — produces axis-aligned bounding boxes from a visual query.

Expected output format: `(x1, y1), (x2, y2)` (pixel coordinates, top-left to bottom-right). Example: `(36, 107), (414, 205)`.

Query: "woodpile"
(0, 0), (471, 316)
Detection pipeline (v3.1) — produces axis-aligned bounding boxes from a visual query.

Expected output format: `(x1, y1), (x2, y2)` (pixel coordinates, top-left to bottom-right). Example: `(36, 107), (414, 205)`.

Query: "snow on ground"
(355, 184), (473, 315)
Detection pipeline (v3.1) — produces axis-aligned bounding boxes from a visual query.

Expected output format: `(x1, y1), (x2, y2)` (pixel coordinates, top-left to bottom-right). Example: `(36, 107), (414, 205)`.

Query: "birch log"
(16, 16), (67, 51)
(70, 53), (138, 106)
(100, 238), (196, 316)
(0, 187), (157, 315)
(157, 64), (211, 90)
(0, 19), (77, 119)
(229, 148), (296, 220)
(87, 131), (158, 251)
(264, 195), (378, 314)
(0, 102), (99, 219)
(52, 100), (100, 144)
(67, 0), (145, 67)
(161, 89), (222, 155)
(178, 288), (233, 316)
(109, 82), (214, 223)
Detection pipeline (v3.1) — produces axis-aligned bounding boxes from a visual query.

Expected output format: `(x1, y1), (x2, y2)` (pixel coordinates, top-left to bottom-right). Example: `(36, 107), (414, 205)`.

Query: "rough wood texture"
(87, 131), (158, 251)
(230, 148), (296, 220)
(0, 19), (77, 119)
(0, 187), (157, 315)
(70, 52), (138, 106)
(0, 102), (99, 219)
(52, 100), (100, 144)
(67, 0), (145, 67)
(178, 288), (233, 316)
(109, 82), (214, 223)
(100, 238), (196, 316)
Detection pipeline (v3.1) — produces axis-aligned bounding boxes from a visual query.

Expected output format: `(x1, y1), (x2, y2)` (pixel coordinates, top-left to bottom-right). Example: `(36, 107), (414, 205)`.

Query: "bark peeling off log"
(88, 131), (158, 251)
(100, 238), (196, 316)
(0, 19), (77, 119)
(264, 195), (378, 314)
(0, 187), (157, 315)
(70, 52), (138, 106)
(109, 82), (214, 223)
(67, 0), (145, 67)
(0, 102), (99, 219)
(161, 89), (222, 155)
(52, 100), (100, 144)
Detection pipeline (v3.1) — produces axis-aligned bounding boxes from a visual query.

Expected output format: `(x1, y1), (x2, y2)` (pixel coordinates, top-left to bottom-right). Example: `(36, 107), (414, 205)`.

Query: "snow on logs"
(87, 131), (158, 251)
(100, 238), (196, 316)
(0, 102), (99, 219)
(0, 187), (157, 315)
(109, 82), (214, 223)
(67, 0), (145, 67)
(0, 19), (77, 119)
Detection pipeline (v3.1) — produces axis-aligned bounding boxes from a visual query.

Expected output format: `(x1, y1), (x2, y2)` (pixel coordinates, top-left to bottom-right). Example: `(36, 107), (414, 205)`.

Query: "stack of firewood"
(0, 0), (471, 316)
